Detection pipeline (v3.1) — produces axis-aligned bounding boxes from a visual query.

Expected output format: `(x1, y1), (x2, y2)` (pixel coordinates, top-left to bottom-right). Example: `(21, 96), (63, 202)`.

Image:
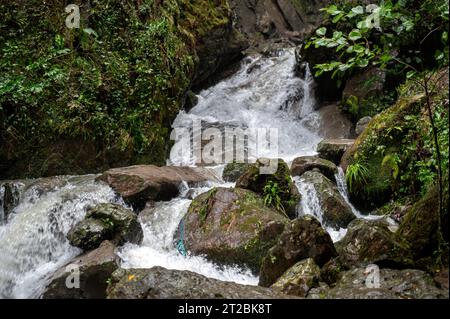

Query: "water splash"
(118, 196), (258, 286)
(294, 176), (347, 242)
(169, 49), (322, 166)
(0, 176), (122, 298)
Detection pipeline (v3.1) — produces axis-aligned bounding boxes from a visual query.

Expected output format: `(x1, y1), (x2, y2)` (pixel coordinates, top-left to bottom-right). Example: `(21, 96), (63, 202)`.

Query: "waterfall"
(294, 176), (348, 243)
(0, 176), (122, 298)
(0, 48), (341, 298)
(0, 185), (5, 225)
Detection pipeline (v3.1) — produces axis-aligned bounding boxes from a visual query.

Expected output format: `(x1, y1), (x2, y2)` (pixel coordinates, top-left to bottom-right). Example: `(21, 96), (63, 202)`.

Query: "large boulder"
(68, 203), (143, 251)
(299, 171), (355, 229)
(317, 139), (355, 165)
(290, 156), (338, 182)
(309, 267), (449, 299)
(336, 219), (414, 269)
(96, 165), (220, 210)
(106, 267), (296, 299)
(271, 258), (321, 297)
(339, 93), (436, 210)
(43, 241), (119, 299)
(180, 187), (288, 273)
(236, 158), (300, 218)
(259, 216), (337, 287)
(317, 103), (354, 139)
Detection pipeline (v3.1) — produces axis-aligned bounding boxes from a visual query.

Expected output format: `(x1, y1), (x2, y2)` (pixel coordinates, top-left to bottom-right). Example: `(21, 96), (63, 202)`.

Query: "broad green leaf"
(316, 27), (327, 36)
(349, 29), (362, 41)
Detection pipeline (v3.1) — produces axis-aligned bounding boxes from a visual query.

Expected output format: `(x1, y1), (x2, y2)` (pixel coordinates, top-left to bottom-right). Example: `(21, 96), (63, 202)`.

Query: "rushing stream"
(0, 48), (361, 298)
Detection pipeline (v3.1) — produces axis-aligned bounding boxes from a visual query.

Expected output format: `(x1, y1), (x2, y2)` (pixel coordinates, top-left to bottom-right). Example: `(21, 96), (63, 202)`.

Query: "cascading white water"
(169, 49), (322, 166)
(118, 189), (258, 285)
(294, 176), (348, 242)
(0, 48), (363, 298)
(0, 176), (122, 298)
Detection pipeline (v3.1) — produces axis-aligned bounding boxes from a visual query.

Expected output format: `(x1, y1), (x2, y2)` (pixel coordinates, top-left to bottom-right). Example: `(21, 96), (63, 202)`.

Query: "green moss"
(0, 0), (231, 178)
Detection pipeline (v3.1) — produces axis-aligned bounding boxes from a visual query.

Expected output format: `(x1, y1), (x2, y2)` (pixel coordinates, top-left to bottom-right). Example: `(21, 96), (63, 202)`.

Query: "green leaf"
(406, 71), (416, 79)
(316, 27), (327, 36)
(349, 29), (362, 41)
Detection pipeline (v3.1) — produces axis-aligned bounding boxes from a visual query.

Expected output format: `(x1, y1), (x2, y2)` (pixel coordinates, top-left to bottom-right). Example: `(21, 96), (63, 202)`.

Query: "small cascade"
(118, 194), (258, 286)
(294, 176), (347, 242)
(0, 185), (5, 224)
(0, 176), (122, 298)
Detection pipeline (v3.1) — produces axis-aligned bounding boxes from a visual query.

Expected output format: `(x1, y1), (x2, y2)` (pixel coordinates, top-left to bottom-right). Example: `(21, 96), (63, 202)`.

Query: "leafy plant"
(346, 161), (370, 193)
(263, 180), (288, 218)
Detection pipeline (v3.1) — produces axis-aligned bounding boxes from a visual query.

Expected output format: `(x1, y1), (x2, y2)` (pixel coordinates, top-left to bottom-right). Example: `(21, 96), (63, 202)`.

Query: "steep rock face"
(0, 1), (244, 179)
(229, 0), (331, 43)
(397, 184), (447, 262)
(106, 267), (296, 299)
(179, 187), (288, 273)
(340, 95), (423, 209)
(43, 241), (119, 299)
(259, 216), (337, 287)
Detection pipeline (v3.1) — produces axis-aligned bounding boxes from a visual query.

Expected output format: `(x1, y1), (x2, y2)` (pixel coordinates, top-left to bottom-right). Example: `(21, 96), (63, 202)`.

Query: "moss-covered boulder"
(259, 216), (337, 287)
(236, 158), (301, 219)
(222, 162), (252, 183)
(271, 258), (321, 297)
(299, 171), (355, 229)
(317, 139), (355, 165)
(290, 156), (338, 182)
(340, 95), (425, 209)
(179, 187), (288, 273)
(336, 219), (414, 269)
(68, 203), (143, 251)
(397, 184), (448, 262)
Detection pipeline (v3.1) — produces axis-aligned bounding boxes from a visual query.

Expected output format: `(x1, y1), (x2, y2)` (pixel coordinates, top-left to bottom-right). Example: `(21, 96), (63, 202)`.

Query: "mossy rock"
(68, 203), (143, 251)
(235, 158), (301, 219)
(340, 95), (424, 210)
(178, 187), (288, 273)
(222, 162), (252, 182)
(259, 216), (337, 287)
(335, 219), (414, 269)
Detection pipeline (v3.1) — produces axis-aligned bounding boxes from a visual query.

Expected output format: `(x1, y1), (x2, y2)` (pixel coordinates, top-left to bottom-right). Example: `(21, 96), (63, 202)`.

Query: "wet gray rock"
(68, 203), (143, 251)
(290, 156), (338, 182)
(317, 139), (355, 164)
(355, 116), (372, 136)
(106, 267), (297, 299)
(299, 171), (355, 229)
(222, 162), (252, 182)
(43, 241), (119, 299)
(180, 187), (287, 273)
(335, 219), (414, 269)
(259, 216), (337, 287)
(271, 258), (321, 297)
(308, 267), (448, 299)
(96, 165), (220, 210)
